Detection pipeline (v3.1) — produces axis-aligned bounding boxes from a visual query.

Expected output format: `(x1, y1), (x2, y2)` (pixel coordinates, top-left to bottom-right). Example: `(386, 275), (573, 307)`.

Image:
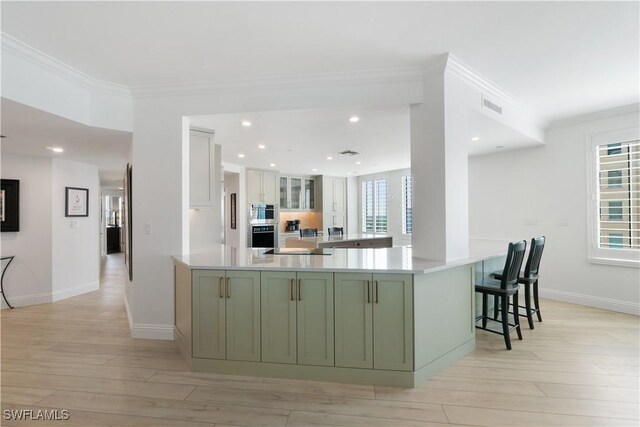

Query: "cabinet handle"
(219, 277), (224, 299)
(366, 280), (371, 303)
(375, 281), (379, 304)
(290, 278), (295, 301)
(298, 279), (302, 301)
(226, 277), (231, 298)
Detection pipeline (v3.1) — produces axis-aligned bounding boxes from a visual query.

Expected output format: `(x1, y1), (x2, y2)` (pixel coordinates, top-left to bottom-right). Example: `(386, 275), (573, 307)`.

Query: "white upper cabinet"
(279, 176), (316, 211)
(321, 176), (347, 232)
(190, 130), (216, 208)
(246, 169), (277, 204)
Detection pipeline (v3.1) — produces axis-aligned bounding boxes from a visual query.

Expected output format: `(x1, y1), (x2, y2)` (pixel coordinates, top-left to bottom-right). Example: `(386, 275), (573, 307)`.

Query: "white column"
(410, 61), (470, 261)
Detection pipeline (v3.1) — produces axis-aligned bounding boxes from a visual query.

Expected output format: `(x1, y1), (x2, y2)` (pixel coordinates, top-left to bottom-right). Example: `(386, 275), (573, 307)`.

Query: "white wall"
(0, 153), (100, 308)
(346, 176), (358, 235)
(52, 159), (101, 301)
(1, 153), (53, 307)
(223, 171), (240, 247)
(357, 168), (412, 246)
(469, 106), (640, 314)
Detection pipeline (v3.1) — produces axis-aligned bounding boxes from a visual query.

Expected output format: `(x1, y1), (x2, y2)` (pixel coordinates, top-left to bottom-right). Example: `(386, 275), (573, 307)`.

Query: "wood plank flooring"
(2, 254), (638, 426)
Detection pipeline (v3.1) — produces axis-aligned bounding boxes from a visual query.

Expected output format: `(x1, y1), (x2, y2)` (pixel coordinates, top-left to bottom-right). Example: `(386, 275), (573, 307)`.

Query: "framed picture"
(0, 179), (20, 232)
(65, 187), (89, 217)
(230, 193), (237, 229)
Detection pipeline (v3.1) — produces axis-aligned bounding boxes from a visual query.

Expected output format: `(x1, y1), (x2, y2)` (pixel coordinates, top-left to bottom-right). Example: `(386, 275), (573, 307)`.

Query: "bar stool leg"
(501, 293), (512, 350)
(513, 292), (523, 340)
(482, 293), (488, 328)
(493, 295), (500, 320)
(524, 283), (534, 329)
(533, 279), (542, 322)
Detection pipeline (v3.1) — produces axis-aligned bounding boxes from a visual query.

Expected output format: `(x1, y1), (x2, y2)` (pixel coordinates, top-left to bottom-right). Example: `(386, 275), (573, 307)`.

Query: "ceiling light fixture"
(46, 146), (64, 153)
(348, 116), (360, 123)
(258, 144), (266, 149)
(347, 172), (352, 176)
(238, 153), (245, 158)
(312, 168), (317, 172)
(356, 161), (361, 165)
(269, 163), (276, 167)
(118, 187), (124, 190)
(327, 156), (333, 160)
(471, 137), (480, 141)
(241, 120), (252, 127)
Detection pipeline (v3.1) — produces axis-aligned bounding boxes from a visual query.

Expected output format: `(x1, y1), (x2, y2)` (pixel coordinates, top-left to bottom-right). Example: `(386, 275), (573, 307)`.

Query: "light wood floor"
(1, 254), (638, 426)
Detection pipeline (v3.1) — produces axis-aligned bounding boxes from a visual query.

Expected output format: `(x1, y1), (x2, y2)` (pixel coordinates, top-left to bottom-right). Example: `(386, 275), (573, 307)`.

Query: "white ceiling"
(1, 99), (132, 187)
(2, 1), (638, 123)
(189, 106), (541, 176)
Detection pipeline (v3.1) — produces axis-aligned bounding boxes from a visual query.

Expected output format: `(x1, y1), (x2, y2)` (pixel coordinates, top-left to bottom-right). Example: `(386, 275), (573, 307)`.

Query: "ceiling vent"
(338, 150), (359, 156)
(482, 96), (503, 115)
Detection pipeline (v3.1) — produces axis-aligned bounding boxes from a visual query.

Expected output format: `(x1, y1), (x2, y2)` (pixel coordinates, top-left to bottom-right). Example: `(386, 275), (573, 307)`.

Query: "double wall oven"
(249, 203), (277, 248)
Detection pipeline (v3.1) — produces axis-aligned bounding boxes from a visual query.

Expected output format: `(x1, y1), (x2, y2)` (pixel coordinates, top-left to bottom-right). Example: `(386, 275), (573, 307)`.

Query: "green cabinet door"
(297, 272), (334, 366)
(225, 270), (261, 362)
(261, 271), (297, 364)
(373, 274), (413, 371)
(192, 270), (226, 359)
(334, 273), (373, 368)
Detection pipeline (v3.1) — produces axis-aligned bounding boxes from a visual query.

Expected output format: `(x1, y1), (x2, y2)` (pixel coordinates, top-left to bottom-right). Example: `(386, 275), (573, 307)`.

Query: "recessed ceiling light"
(471, 137), (480, 141)
(46, 146), (64, 153)
(269, 163), (276, 167)
(238, 153), (245, 158)
(258, 144), (266, 149)
(241, 120), (252, 127)
(118, 187), (123, 190)
(312, 168), (317, 172)
(496, 145), (504, 149)
(348, 116), (360, 123)
(327, 156), (333, 160)
(347, 172), (352, 175)
(356, 161), (361, 165)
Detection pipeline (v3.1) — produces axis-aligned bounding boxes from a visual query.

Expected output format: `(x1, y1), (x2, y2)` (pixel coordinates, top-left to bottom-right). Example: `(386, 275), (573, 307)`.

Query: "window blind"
(402, 175), (412, 235)
(597, 140), (640, 250)
(374, 179), (388, 232)
(361, 178), (387, 233)
(362, 180), (374, 232)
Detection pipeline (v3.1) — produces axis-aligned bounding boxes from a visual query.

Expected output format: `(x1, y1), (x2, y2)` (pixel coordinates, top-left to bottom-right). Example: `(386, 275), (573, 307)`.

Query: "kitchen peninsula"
(173, 240), (507, 387)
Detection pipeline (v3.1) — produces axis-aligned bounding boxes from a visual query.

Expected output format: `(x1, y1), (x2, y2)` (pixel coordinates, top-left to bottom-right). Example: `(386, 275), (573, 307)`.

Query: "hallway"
(1, 255), (638, 426)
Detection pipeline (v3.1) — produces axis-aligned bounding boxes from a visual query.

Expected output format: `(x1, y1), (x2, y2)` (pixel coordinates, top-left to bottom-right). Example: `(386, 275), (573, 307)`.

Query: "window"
(402, 175), (413, 235)
(608, 233), (624, 249)
(607, 170), (623, 188)
(607, 200), (623, 220)
(361, 178), (387, 233)
(589, 132), (640, 265)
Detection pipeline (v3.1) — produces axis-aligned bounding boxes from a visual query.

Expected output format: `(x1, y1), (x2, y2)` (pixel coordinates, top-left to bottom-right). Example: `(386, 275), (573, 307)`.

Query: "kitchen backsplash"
(279, 211), (322, 232)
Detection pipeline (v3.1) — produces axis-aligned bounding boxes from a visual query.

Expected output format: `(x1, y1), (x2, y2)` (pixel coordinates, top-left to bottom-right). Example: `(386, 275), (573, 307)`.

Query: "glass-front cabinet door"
(279, 177), (288, 209)
(304, 179), (315, 210)
(290, 178), (302, 210)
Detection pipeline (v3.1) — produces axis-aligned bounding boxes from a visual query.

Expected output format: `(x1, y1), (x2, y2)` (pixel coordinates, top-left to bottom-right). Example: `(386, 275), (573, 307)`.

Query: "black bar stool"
(475, 240), (527, 350)
(327, 227), (343, 236)
(493, 236), (546, 329)
(299, 228), (318, 237)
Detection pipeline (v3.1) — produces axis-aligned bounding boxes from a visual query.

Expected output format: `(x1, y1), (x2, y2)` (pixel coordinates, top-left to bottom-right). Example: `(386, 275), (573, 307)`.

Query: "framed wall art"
(65, 187), (89, 217)
(230, 193), (237, 229)
(0, 179), (20, 232)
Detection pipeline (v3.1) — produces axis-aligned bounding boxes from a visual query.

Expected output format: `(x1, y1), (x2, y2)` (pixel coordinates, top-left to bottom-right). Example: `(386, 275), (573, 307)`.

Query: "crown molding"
(444, 53), (543, 122)
(1, 32), (131, 98)
(130, 66), (425, 99)
(547, 103), (640, 130)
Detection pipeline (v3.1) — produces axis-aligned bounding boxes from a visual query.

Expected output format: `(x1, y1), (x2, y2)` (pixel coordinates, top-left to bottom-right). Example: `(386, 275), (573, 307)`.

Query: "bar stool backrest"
(524, 236), (545, 277)
(500, 240), (527, 289)
(300, 228), (318, 237)
(328, 227), (344, 236)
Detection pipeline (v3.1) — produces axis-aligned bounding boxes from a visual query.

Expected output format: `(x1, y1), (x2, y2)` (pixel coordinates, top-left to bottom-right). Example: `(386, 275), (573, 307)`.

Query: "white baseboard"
(540, 288), (639, 316)
(51, 281), (99, 302)
(123, 290), (132, 329)
(1, 292), (51, 309)
(130, 323), (175, 340)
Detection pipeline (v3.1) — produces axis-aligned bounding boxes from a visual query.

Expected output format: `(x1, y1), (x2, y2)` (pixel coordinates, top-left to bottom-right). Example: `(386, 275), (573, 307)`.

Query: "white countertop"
(173, 239), (509, 274)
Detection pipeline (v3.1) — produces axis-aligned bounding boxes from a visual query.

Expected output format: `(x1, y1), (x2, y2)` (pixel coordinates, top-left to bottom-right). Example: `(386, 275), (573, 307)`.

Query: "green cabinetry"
(192, 270), (260, 362)
(334, 273), (413, 371)
(297, 272), (334, 366)
(261, 271), (297, 364)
